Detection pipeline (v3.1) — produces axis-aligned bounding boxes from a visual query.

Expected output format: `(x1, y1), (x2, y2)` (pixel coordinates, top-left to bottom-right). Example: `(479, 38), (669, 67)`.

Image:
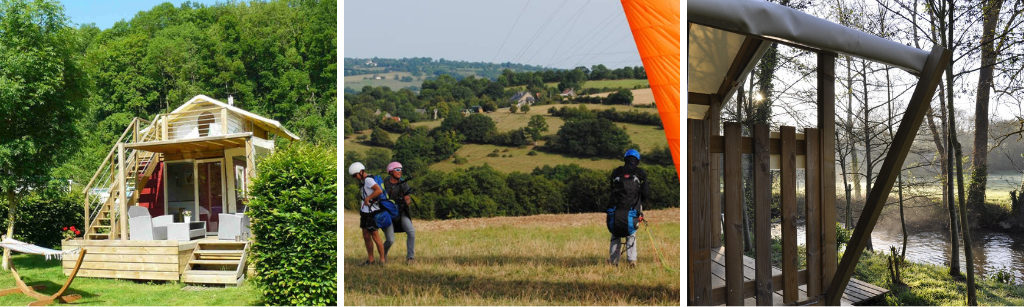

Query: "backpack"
(371, 175), (400, 219)
(607, 168), (643, 237)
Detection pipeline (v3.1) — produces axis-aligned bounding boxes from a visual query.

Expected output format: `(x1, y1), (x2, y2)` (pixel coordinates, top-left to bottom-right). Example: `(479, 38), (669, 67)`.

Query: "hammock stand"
(0, 238), (86, 306)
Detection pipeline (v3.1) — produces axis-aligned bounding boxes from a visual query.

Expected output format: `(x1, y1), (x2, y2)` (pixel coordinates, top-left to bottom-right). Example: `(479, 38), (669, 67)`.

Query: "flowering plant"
(62, 226), (80, 240)
(183, 210), (192, 217)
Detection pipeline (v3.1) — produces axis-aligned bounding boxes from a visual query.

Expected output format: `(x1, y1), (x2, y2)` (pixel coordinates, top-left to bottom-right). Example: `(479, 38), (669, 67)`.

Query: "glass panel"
(166, 162), (195, 223)
(198, 161), (223, 232)
(233, 156), (247, 213)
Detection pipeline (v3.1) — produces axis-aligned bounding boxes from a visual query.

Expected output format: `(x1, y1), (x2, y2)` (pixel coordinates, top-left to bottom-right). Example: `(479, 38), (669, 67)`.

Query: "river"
(773, 223), (1024, 280)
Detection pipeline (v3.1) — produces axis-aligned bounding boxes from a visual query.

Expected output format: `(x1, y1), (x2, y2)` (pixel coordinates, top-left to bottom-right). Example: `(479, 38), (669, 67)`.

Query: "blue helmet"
(624, 149), (641, 162)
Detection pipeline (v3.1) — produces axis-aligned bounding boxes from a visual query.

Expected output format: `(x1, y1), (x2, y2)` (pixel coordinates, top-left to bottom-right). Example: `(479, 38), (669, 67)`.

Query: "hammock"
(0, 237), (86, 306)
(0, 238), (80, 261)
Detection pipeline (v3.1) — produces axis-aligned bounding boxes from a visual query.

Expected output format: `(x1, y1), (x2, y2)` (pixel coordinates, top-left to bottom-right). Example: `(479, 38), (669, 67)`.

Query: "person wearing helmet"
(606, 149), (649, 267)
(382, 161), (416, 264)
(349, 162), (386, 266)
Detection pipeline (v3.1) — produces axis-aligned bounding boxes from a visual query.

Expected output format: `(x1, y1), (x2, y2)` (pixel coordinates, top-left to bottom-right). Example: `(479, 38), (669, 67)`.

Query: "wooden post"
(82, 197), (90, 241)
(818, 52), (839, 301)
(753, 123), (773, 305)
(245, 137), (255, 185)
(162, 116), (169, 141)
(781, 126), (797, 303)
(117, 143), (127, 241)
(723, 122), (743, 306)
(222, 107), (229, 135)
(805, 128), (822, 298)
(825, 46), (951, 305)
(688, 119), (713, 305)
(709, 96), (723, 248)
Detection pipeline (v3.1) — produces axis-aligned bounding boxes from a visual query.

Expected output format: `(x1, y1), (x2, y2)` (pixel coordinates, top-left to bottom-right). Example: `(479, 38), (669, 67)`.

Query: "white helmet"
(348, 162), (366, 176)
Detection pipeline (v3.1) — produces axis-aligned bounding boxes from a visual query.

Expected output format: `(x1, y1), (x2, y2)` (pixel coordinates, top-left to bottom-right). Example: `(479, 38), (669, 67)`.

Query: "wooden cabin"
(63, 95), (299, 285)
(688, 0), (950, 305)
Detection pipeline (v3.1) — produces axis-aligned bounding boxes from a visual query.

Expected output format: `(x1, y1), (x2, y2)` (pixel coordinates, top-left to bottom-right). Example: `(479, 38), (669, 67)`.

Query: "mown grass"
(343, 208), (680, 305)
(0, 254), (261, 305)
(344, 72), (423, 90)
(852, 251), (1024, 306)
(429, 143), (623, 173)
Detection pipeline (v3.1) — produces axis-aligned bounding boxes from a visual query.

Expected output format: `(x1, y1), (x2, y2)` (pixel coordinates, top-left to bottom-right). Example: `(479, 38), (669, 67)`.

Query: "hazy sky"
(343, 0), (643, 69)
(60, 0), (222, 29)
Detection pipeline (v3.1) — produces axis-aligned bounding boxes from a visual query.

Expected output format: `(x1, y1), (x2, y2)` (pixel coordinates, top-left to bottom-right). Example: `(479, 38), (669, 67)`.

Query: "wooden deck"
(60, 236), (242, 281)
(710, 247), (888, 306)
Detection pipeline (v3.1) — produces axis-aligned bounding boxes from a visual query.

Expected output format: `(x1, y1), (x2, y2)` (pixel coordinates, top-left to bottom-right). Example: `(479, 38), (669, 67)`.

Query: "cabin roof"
(167, 95), (300, 140)
(687, 0), (933, 117)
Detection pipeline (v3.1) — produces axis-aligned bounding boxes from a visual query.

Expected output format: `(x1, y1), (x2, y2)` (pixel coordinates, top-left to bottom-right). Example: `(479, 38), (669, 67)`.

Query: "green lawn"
(429, 143), (623, 173)
(853, 251), (1024, 306)
(343, 208), (680, 305)
(0, 254), (262, 305)
(344, 72), (423, 90)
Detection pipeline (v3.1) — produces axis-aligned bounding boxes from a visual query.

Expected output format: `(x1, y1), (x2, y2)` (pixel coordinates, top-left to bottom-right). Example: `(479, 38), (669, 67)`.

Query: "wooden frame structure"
(688, 1), (951, 305)
(0, 251), (86, 306)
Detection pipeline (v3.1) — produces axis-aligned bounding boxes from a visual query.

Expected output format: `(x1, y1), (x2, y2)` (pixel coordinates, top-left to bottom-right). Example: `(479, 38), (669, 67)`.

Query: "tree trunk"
(846, 55), (857, 229)
(933, 91), (962, 276)
(862, 59), (873, 252)
(3, 190), (17, 271)
(944, 2), (976, 301)
(739, 82), (753, 252)
(967, 0), (1003, 212)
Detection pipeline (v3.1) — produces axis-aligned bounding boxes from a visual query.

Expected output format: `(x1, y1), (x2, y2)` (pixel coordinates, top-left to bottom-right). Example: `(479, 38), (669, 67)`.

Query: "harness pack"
(607, 169), (642, 237)
(369, 175), (400, 229)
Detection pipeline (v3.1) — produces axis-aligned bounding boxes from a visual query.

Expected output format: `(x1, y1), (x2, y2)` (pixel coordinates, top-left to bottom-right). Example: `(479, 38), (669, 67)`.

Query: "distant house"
(365, 59), (377, 67)
(509, 91), (536, 108)
(373, 109), (382, 116)
(560, 88), (577, 97)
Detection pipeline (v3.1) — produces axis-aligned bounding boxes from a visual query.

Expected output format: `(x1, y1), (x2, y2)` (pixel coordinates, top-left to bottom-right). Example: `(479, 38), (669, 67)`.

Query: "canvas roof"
(687, 0), (933, 117)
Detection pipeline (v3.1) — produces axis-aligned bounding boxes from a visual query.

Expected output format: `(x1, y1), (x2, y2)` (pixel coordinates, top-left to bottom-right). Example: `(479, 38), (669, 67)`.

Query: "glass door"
(197, 160), (224, 232)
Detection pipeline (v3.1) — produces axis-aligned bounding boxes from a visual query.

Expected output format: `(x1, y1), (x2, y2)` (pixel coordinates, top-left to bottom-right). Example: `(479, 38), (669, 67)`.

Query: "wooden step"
(189, 260), (239, 266)
(92, 226), (111, 229)
(194, 250), (244, 256)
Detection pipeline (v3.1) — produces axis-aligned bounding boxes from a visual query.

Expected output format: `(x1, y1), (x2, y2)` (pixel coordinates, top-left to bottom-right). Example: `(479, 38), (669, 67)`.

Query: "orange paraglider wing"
(620, 0), (680, 178)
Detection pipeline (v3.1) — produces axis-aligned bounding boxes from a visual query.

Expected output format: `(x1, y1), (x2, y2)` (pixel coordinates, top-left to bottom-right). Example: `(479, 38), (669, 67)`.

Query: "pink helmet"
(387, 161), (403, 173)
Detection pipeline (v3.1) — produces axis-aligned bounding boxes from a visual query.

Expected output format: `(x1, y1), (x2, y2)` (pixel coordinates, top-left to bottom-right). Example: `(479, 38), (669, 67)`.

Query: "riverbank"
(853, 251), (1024, 305)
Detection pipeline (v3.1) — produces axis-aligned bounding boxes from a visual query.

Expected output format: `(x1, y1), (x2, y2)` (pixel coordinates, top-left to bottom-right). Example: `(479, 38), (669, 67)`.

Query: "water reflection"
(773, 224), (1024, 280)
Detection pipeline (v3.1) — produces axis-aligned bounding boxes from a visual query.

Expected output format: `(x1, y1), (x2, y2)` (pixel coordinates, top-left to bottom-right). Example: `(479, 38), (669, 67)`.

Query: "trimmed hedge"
(248, 143), (337, 306)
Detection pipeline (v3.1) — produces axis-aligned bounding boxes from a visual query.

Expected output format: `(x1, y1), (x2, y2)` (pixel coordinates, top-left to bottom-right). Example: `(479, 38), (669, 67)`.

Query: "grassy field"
(429, 143), (623, 173)
(584, 88), (656, 105)
(853, 251), (1024, 306)
(343, 208), (680, 305)
(580, 79), (650, 89)
(0, 255), (261, 305)
(344, 72), (423, 90)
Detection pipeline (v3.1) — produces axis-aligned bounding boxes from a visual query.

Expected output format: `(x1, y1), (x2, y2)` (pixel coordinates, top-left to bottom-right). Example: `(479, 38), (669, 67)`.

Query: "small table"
(168, 221), (206, 241)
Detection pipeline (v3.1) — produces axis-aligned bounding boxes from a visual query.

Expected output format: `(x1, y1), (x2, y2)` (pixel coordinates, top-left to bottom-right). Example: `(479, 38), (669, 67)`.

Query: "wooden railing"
(690, 121), (836, 306)
(82, 116), (163, 240)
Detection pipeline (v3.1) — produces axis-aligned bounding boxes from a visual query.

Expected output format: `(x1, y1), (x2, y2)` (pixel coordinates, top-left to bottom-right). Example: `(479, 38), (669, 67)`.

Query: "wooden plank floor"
(710, 247), (888, 306)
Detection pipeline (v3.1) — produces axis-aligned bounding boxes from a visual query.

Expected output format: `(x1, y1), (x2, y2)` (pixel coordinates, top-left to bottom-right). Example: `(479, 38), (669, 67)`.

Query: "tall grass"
(344, 209), (680, 305)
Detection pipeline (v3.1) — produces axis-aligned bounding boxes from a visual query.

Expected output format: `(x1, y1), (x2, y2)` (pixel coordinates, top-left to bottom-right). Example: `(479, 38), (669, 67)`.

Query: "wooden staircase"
(84, 151), (160, 240)
(181, 241), (249, 286)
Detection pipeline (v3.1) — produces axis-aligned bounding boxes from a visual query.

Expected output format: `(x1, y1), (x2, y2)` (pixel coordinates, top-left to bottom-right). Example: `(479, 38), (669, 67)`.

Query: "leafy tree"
(553, 118), (633, 158)
(482, 99), (498, 112)
(369, 128), (393, 148)
(0, 0), (88, 268)
(509, 105), (519, 113)
(458, 114), (497, 143)
(520, 104), (530, 113)
(606, 89), (634, 105)
(526, 115), (549, 140)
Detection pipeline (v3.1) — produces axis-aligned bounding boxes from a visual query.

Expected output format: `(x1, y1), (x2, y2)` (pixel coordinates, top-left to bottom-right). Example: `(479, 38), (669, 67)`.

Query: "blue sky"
(59, 0), (222, 29)
(344, 0), (642, 69)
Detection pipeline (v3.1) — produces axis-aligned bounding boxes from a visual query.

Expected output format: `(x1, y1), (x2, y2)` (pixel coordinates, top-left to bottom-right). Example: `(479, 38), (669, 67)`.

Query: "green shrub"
(0, 184), (83, 249)
(248, 143), (336, 306)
